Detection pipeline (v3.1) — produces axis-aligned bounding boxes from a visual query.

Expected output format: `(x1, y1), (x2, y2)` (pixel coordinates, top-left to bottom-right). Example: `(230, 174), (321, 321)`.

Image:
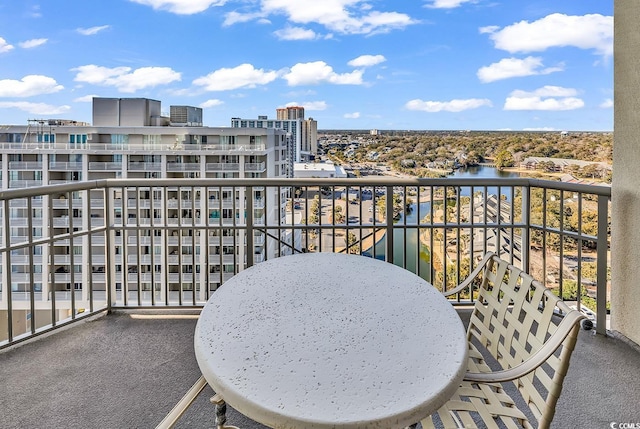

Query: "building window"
(69, 134), (87, 144)
(143, 135), (161, 147)
(221, 135), (236, 145)
(111, 134), (129, 145)
(37, 134), (55, 143)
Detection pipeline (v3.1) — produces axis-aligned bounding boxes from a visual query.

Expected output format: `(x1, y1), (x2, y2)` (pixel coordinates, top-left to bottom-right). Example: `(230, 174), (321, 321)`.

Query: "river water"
(365, 166), (519, 281)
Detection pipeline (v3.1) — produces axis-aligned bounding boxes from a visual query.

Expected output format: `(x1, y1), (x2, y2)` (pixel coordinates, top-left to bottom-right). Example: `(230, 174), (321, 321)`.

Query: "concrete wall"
(93, 98), (120, 126)
(119, 98), (158, 127)
(92, 98), (162, 126)
(612, 0), (640, 345)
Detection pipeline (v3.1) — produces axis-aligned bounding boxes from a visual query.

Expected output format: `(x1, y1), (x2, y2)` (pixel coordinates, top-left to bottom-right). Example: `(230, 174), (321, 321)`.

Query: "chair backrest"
(468, 253), (583, 428)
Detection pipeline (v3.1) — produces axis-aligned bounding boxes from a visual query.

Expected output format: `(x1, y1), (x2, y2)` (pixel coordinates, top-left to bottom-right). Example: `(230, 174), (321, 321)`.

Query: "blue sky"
(0, 0), (612, 131)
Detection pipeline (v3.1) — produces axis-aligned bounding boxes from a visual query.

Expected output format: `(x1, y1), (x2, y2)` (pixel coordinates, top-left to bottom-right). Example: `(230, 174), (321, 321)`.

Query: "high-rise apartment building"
(0, 98), (294, 327)
(276, 106), (305, 120)
(302, 117), (318, 159)
(231, 107), (317, 162)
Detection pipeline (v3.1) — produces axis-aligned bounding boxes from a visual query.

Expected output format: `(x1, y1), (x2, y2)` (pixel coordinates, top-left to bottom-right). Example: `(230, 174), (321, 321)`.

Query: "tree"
(569, 209), (599, 236)
(580, 164), (601, 179)
(330, 206), (345, 224)
(495, 150), (514, 169)
(346, 231), (360, 254)
(564, 164), (581, 177)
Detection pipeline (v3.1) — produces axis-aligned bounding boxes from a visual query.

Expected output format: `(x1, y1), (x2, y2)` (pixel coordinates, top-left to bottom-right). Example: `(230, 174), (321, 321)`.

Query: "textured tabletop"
(194, 252), (468, 429)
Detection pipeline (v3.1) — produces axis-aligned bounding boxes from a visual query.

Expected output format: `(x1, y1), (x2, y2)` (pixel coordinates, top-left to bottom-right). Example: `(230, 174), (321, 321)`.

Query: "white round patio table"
(194, 252), (468, 429)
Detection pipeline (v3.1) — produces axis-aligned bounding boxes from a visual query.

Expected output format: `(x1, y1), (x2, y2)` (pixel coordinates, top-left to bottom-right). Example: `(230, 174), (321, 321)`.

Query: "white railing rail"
(0, 177), (611, 348)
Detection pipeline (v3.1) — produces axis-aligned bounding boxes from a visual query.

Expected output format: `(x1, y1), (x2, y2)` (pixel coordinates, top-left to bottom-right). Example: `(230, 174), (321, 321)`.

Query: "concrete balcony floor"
(1, 309), (639, 429)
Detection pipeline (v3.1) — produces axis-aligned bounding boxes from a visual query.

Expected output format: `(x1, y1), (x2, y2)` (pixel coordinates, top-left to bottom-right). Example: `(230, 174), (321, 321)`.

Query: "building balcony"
(8, 161), (43, 170)
(48, 162), (83, 171)
(8, 180), (43, 188)
(0, 177), (636, 428)
(244, 162), (266, 172)
(88, 162), (123, 171)
(206, 162), (240, 172)
(167, 162), (201, 172)
(127, 162), (162, 171)
(0, 307), (637, 429)
(203, 143), (266, 152)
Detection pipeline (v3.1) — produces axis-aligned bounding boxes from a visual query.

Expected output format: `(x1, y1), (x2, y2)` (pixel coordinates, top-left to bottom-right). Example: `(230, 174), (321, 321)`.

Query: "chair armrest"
(443, 252), (495, 297)
(463, 310), (586, 383)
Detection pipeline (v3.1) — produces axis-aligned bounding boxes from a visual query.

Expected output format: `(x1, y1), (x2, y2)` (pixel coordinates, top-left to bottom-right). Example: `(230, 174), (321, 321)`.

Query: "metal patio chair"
(420, 252), (586, 429)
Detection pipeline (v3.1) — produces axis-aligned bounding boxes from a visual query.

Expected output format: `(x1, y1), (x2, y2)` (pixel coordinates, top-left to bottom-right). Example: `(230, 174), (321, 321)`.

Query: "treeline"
(323, 131), (612, 177)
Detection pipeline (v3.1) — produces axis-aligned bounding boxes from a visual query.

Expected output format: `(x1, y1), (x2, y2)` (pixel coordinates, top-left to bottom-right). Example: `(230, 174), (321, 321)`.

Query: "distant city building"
(519, 157), (611, 174)
(302, 117), (318, 159)
(277, 106), (305, 120)
(293, 162), (347, 178)
(0, 97), (295, 324)
(231, 107), (317, 162)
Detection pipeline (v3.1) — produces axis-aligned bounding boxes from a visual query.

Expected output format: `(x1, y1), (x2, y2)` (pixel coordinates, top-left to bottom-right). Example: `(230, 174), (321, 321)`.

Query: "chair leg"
(210, 394), (240, 429)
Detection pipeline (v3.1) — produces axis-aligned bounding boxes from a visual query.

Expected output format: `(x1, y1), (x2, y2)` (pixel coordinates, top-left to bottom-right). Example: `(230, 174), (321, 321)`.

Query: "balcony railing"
(48, 162), (83, 170)
(0, 142), (269, 152)
(127, 162), (162, 171)
(166, 162), (201, 172)
(8, 180), (43, 188)
(88, 162), (123, 171)
(0, 177), (611, 349)
(8, 161), (43, 170)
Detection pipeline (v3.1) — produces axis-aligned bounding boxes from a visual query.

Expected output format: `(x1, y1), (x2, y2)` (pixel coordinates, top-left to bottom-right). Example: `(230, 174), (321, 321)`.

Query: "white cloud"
(77, 25), (111, 36)
(73, 94), (100, 102)
(504, 86), (584, 111)
(479, 25), (499, 34)
(301, 101), (327, 110)
(511, 86), (578, 98)
(405, 98), (492, 112)
(19, 38), (48, 49)
(523, 127), (557, 131)
(344, 112), (360, 119)
(477, 56), (563, 83)
(425, 0), (475, 9)
(193, 64), (279, 91)
(129, 0), (228, 14)
(28, 5), (42, 18)
(600, 98), (613, 108)
(283, 61), (364, 86)
(0, 37), (14, 53)
(348, 54), (386, 68)
(72, 65), (181, 93)
(483, 13), (613, 56)
(229, 1), (418, 35)
(0, 101), (71, 115)
(274, 26), (318, 41)
(0, 75), (63, 97)
(223, 11), (265, 26)
(200, 99), (224, 108)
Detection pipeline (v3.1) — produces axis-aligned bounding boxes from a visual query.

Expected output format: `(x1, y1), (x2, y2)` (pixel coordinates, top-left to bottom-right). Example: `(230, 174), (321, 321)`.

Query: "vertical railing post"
(3, 197), (13, 342)
(385, 185), (394, 263)
(27, 197), (35, 334)
(596, 195), (609, 335)
(521, 183), (531, 272)
(246, 186), (254, 268)
(104, 185), (113, 313)
(86, 188), (94, 314)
